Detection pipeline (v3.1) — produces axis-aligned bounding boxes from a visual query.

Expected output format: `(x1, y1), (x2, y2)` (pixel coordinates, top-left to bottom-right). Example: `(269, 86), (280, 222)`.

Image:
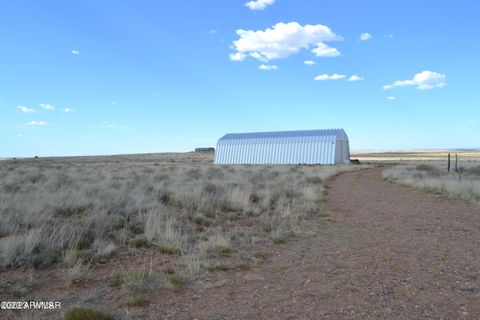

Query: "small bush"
(193, 215), (212, 227)
(107, 273), (123, 287)
(163, 268), (176, 275)
(206, 263), (229, 272)
(306, 177), (323, 184)
(65, 262), (90, 285)
(167, 274), (182, 289)
(123, 294), (149, 307)
(253, 252), (267, 260)
(123, 268), (152, 292)
(128, 236), (149, 248)
(76, 238), (93, 251)
(261, 223), (273, 232)
(273, 236), (286, 244)
(157, 243), (181, 255)
(112, 216), (125, 229)
(64, 307), (114, 320)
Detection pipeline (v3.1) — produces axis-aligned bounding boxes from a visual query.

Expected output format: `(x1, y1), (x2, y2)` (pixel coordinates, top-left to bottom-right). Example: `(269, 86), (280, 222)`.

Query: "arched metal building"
(214, 129), (350, 165)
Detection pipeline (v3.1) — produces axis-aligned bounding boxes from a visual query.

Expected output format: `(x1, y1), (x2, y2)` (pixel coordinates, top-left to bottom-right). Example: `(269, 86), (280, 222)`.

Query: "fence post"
(455, 154), (458, 172)
(447, 153), (450, 173)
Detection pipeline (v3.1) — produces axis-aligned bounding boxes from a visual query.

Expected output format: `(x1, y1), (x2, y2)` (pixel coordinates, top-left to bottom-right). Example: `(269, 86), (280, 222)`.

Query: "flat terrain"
(147, 168), (480, 319)
(353, 149), (480, 162)
(1, 154), (479, 319)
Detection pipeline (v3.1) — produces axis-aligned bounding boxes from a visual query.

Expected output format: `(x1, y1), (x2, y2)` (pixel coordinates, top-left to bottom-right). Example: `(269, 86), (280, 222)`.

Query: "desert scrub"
(384, 162), (480, 201)
(64, 307), (114, 320)
(0, 157), (361, 272)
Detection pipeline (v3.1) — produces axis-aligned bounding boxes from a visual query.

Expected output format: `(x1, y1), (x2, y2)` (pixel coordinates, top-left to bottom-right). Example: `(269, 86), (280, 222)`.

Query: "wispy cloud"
(314, 74), (346, 81)
(360, 33), (372, 41)
(384, 34), (394, 39)
(258, 64), (278, 71)
(98, 123), (127, 129)
(386, 96), (396, 100)
(40, 103), (54, 110)
(304, 60), (316, 65)
(348, 75), (364, 81)
(27, 120), (47, 126)
(61, 108), (75, 112)
(245, 0), (275, 11)
(18, 106), (36, 113)
(314, 74), (364, 82)
(230, 22), (342, 62)
(383, 70), (447, 90)
(71, 50), (80, 55)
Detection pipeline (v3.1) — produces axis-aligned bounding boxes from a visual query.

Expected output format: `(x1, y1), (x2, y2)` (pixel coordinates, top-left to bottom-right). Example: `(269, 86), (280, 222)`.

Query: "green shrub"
(253, 252), (267, 260)
(207, 263), (229, 271)
(157, 244), (181, 255)
(107, 273), (123, 287)
(193, 215), (212, 227)
(306, 177), (323, 184)
(64, 307), (114, 320)
(167, 274), (182, 289)
(123, 294), (148, 307)
(128, 236), (148, 248)
(273, 236), (286, 244)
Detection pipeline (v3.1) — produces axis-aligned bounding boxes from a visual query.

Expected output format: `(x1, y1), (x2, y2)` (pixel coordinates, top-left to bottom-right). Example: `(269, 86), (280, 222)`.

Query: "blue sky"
(1, 0), (479, 157)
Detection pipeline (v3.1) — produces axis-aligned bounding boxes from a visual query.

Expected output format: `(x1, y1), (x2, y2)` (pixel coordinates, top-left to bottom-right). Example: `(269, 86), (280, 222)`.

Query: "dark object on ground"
(195, 147), (215, 152)
(350, 159), (361, 164)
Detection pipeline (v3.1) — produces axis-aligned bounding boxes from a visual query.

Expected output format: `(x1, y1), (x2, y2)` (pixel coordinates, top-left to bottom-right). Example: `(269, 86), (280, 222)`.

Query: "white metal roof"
(219, 128), (348, 141)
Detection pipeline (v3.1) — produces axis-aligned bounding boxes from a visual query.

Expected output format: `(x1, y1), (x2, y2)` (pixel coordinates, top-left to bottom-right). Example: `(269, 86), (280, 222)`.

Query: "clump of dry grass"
(384, 162), (480, 201)
(0, 156), (360, 274)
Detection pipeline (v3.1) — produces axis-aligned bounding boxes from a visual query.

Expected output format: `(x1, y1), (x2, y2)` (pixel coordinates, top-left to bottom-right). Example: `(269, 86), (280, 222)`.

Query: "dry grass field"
(0, 152), (364, 319)
(353, 149), (480, 162)
(354, 149), (480, 204)
(383, 162), (480, 203)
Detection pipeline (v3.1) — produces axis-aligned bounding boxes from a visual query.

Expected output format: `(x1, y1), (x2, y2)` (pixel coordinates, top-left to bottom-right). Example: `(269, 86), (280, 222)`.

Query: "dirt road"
(154, 168), (480, 319)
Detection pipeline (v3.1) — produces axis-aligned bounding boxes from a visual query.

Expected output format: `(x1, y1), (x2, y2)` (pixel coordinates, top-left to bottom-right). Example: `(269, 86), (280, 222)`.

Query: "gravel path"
(152, 168), (480, 319)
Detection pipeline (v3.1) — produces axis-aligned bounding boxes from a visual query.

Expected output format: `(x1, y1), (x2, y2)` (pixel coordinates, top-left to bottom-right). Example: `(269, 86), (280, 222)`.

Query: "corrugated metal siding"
(214, 129), (350, 165)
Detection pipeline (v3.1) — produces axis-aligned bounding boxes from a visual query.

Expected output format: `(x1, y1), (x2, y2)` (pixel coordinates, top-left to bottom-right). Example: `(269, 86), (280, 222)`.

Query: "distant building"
(214, 129), (350, 165)
(195, 147), (215, 152)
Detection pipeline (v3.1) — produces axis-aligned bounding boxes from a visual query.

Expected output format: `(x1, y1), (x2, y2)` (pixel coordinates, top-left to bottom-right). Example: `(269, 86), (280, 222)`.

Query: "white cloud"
(230, 22), (342, 62)
(99, 123), (127, 129)
(348, 75), (364, 81)
(18, 106), (36, 113)
(61, 108), (75, 112)
(360, 33), (372, 41)
(27, 120), (47, 126)
(304, 60), (316, 65)
(386, 96), (396, 100)
(258, 64), (278, 70)
(72, 50), (80, 55)
(40, 103), (54, 110)
(311, 42), (341, 57)
(245, 0), (275, 11)
(229, 52), (247, 61)
(383, 70), (447, 90)
(314, 73), (346, 81)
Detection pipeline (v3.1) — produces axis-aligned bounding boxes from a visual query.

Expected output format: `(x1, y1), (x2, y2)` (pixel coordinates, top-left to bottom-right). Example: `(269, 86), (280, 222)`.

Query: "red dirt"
(146, 167), (480, 319)
(2, 167), (480, 319)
